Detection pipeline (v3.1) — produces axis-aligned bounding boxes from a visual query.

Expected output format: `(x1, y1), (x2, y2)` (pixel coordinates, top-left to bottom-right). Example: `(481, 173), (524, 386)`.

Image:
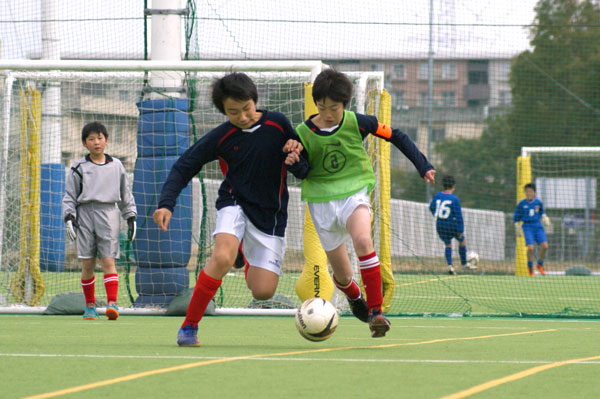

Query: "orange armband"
(375, 122), (392, 139)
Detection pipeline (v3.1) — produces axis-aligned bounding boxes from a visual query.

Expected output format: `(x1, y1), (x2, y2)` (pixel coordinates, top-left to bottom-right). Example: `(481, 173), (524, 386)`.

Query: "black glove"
(127, 216), (137, 241)
(64, 214), (79, 241)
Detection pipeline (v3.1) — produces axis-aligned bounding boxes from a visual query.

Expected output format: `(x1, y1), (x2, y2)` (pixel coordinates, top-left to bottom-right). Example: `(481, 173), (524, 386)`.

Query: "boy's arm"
(454, 199), (464, 231)
(429, 197), (436, 216)
(118, 162), (137, 220)
(157, 133), (218, 212)
(62, 165), (81, 220)
(280, 115), (310, 179)
(540, 200), (552, 226)
(355, 113), (434, 178)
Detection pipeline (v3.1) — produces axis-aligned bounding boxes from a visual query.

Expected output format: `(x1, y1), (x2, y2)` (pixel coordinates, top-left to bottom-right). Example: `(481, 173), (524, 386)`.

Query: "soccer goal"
(0, 60), (390, 315)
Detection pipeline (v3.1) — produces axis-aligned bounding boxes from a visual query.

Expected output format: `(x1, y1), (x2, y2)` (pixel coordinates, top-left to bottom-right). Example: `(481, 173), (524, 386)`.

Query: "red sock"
(182, 269), (222, 328)
(359, 251), (383, 311)
(104, 273), (119, 304)
(332, 274), (361, 300)
(81, 277), (95, 304)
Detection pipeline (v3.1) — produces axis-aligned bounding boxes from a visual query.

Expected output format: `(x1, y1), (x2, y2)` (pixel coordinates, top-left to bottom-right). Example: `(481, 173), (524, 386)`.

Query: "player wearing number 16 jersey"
(429, 175), (476, 275)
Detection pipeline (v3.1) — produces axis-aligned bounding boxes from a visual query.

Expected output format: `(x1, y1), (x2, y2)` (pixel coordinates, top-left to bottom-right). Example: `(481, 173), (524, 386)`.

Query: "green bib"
(296, 110), (375, 202)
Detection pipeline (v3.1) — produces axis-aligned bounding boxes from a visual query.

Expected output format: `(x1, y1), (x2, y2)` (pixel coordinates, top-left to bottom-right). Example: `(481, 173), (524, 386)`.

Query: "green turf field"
(4, 269), (599, 317)
(1, 315), (599, 399)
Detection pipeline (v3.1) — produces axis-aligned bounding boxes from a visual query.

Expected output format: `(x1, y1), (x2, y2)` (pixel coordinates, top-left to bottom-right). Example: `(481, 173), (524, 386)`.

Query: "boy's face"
(82, 131), (107, 157)
(315, 97), (344, 127)
(524, 187), (536, 200)
(223, 98), (260, 129)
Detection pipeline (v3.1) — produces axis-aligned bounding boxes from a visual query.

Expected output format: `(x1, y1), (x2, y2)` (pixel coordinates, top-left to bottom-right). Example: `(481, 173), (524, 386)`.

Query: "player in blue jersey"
(514, 183), (551, 276)
(429, 175), (476, 275)
(152, 72), (305, 346)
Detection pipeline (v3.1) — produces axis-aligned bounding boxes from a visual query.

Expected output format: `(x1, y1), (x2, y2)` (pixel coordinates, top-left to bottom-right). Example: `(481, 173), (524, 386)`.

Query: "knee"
(541, 243), (549, 249)
(353, 232), (373, 255)
(251, 287), (276, 301)
(211, 249), (236, 271)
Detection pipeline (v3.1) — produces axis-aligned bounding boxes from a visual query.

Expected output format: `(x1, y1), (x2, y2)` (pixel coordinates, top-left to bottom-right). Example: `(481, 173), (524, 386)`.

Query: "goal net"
(0, 61), (390, 314)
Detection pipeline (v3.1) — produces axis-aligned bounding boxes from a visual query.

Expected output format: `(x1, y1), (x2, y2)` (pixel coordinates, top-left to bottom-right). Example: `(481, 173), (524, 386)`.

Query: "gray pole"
(426, 0), (434, 202)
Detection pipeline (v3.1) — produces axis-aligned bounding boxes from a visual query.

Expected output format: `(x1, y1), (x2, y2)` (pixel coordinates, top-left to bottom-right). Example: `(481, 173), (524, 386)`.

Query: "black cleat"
(368, 308), (391, 338)
(347, 295), (369, 323)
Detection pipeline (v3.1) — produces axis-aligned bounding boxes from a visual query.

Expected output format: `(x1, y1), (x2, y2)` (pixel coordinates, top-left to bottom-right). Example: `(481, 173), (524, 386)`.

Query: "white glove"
(65, 215), (78, 241)
(541, 214), (552, 227)
(514, 222), (522, 237)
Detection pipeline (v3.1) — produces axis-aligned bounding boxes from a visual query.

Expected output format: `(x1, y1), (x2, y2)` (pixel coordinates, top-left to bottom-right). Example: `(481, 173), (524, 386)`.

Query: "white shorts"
(307, 187), (371, 252)
(213, 205), (285, 276)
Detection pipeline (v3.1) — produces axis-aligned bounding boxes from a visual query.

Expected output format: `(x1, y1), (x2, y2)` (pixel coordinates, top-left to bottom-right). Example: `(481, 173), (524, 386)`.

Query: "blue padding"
(40, 163), (65, 271)
(133, 157), (192, 268)
(135, 266), (189, 296)
(137, 98), (190, 157)
(134, 294), (177, 308)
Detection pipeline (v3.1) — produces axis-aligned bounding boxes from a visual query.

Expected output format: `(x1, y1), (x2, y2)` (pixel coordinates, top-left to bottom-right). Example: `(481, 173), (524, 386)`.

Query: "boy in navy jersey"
(514, 183), (551, 276)
(286, 69), (435, 337)
(429, 175), (475, 275)
(153, 72), (304, 346)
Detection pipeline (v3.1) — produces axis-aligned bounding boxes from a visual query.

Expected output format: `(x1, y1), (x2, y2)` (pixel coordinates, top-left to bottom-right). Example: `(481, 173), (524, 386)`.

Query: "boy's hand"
(153, 208), (172, 232)
(514, 222), (522, 237)
(285, 151), (300, 166)
(127, 217), (137, 241)
(283, 139), (303, 154)
(64, 214), (78, 241)
(541, 214), (552, 227)
(424, 169), (436, 185)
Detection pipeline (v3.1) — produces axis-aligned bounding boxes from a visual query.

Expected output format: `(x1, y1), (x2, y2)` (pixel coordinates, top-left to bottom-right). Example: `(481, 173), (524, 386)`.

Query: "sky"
(0, 0), (540, 60)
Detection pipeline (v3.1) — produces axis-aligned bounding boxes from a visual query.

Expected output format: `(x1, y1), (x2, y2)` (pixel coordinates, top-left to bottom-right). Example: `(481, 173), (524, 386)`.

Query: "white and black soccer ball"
(295, 297), (339, 342)
(466, 251), (479, 266)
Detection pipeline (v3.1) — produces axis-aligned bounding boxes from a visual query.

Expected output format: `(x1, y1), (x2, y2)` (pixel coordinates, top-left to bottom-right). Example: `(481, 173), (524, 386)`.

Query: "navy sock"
(459, 246), (467, 266)
(527, 261), (533, 272)
(445, 247), (452, 266)
(538, 259), (544, 266)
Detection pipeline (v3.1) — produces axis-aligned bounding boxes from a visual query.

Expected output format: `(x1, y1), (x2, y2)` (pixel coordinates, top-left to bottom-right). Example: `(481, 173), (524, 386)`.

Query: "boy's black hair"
(81, 122), (108, 142)
(211, 72), (258, 115)
(442, 175), (456, 190)
(524, 183), (536, 192)
(312, 68), (353, 107)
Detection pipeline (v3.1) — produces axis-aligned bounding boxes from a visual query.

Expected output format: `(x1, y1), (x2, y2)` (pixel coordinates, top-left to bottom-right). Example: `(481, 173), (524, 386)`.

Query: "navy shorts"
(522, 223), (547, 245)
(436, 225), (464, 245)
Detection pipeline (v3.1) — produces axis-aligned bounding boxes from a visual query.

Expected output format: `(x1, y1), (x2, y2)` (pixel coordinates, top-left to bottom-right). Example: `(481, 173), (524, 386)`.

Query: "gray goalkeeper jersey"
(62, 154), (137, 221)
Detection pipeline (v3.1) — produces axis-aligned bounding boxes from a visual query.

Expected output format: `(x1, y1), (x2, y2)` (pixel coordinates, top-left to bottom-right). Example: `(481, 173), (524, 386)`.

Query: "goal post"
(0, 60), (390, 315)
(517, 147), (600, 276)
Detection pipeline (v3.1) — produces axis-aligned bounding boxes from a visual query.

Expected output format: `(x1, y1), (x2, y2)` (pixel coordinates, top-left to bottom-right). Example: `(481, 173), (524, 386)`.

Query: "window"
(392, 64), (406, 79)
(391, 91), (405, 108)
(370, 63), (384, 72)
(441, 63), (456, 79)
(119, 90), (129, 101)
(441, 91), (456, 107)
(81, 83), (106, 96)
(498, 62), (510, 80)
(499, 90), (512, 105)
(431, 127), (446, 142)
(418, 62), (430, 79)
(468, 71), (488, 84)
(419, 91), (429, 106)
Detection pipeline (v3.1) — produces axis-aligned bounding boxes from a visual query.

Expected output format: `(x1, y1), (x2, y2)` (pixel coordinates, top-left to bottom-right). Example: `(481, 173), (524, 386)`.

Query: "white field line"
(2, 352), (600, 365)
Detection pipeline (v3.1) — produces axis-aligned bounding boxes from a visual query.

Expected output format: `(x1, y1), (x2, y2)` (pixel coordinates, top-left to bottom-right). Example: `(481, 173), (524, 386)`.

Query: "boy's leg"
(100, 257), (119, 320)
(458, 234), (467, 266)
(537, 241), (548, 275)
(346, 205), (390, 337)
(526, 245), (535, 276)
(327, 244), (368, 323)
(81, 258), (98, 320)
(245, 267), (279, 300)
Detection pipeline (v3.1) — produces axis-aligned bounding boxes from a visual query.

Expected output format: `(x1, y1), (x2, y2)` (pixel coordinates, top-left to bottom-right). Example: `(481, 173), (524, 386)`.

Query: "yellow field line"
(441, 353), (600, 399)
(396, 275), (469, 287)
(24, 329), (556, 399)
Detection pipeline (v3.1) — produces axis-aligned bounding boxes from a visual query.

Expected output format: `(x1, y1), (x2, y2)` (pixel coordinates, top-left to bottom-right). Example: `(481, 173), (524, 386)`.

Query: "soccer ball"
(295, 297), (339, 342)
(466, 251), (479, 266)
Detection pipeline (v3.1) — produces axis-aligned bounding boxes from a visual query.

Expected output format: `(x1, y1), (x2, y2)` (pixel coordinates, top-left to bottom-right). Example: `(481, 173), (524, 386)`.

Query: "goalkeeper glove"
(514, 222), (522, 237)
(127, 216), (137, 241)
(541, 214), (552, 227)
(65, 214), (78, 241)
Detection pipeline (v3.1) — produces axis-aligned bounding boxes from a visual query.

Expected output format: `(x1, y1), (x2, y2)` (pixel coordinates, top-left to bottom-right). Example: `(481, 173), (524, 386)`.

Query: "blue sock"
(538, 259), (544, 266)
(459, 246), (467, 266)
(445, 247), (452, 266)
(527, 261), (533, 272)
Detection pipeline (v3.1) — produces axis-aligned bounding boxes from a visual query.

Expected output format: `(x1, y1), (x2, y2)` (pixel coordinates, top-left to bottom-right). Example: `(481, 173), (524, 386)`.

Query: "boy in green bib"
(286, 69), (435, 337)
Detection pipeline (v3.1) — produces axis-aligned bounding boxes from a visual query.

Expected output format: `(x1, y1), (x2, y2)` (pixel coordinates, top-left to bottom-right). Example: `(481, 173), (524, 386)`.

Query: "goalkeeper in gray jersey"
(62, 122), (137, 321)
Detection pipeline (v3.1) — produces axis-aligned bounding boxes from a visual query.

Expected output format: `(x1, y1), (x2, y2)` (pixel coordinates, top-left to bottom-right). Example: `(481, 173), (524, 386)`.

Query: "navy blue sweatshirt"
(291, 112), (434, 179)
(158, 110), (302, 237)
